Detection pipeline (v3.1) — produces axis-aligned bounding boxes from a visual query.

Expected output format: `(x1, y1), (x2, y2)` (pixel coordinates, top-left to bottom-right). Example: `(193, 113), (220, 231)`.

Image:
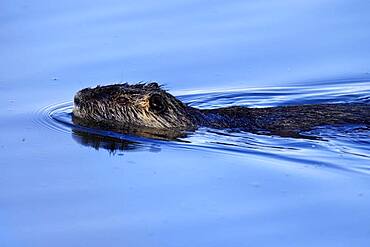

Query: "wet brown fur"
(73, 83), (370, 139)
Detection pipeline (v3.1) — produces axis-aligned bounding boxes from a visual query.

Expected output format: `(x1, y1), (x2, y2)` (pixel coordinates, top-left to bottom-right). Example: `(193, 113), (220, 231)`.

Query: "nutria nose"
(74, 95), (81, 106)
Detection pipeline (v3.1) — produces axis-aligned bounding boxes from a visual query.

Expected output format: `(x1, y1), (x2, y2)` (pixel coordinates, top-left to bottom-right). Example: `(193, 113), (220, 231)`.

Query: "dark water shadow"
(72, 129), (162, 154)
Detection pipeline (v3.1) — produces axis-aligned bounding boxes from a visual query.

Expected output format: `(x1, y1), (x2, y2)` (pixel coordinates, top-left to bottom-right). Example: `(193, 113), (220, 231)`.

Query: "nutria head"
(72, 83), (199, 136)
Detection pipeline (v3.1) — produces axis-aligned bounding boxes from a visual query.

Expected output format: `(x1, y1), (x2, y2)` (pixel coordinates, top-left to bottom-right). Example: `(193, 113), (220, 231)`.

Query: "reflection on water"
(72, 130), (141, 153)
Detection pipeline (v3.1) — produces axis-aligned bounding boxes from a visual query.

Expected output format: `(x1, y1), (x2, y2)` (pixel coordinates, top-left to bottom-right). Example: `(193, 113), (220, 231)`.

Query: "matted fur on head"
(73, 82), (197, 131)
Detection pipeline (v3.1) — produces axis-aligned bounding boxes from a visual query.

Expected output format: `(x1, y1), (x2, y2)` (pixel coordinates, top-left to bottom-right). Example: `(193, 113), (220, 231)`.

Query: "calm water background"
(1, 0), (370, 246)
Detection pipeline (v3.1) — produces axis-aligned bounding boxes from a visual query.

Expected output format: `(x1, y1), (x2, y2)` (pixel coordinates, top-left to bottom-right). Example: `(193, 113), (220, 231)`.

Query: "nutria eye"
(149, 94), (166, 113)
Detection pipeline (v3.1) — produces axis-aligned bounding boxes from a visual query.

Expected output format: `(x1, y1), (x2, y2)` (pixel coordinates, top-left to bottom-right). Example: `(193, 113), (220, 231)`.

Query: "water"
(1, 0), (370, 246)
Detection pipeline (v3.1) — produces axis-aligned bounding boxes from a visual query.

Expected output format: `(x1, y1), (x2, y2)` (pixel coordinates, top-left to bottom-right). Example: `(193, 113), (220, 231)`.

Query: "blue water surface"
(1, 0), (370, 246)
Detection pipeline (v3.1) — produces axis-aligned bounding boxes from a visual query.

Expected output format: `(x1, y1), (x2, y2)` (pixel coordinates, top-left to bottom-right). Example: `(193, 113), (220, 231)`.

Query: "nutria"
(72, 83), (370, 139)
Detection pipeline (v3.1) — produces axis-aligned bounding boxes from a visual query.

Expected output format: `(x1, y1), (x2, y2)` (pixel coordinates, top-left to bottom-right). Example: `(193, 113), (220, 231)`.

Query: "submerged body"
(73, 83), (370, 139)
